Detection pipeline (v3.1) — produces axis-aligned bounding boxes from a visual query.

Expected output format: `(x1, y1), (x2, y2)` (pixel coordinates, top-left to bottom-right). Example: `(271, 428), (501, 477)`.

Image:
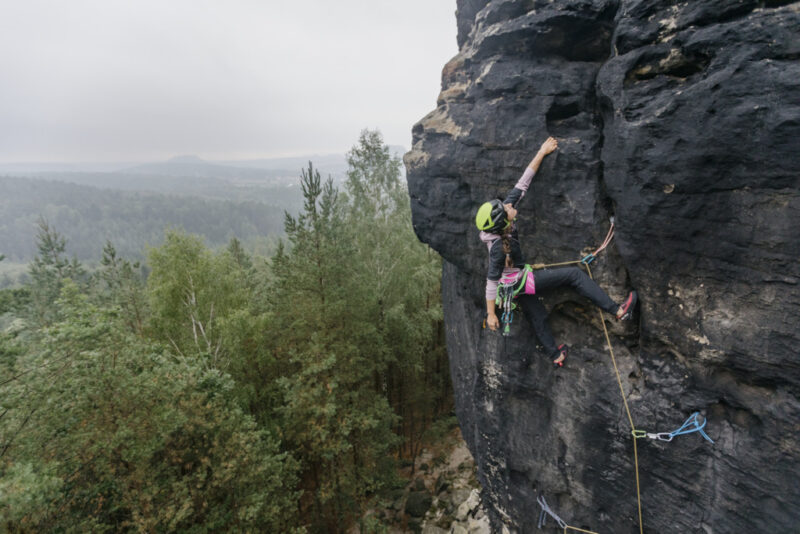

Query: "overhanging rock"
(405, 1), (800, 532)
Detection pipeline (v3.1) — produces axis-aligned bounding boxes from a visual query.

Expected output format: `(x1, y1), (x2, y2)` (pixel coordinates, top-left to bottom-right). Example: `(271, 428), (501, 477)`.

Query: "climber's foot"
(616, 290), (638, 321)
(553, 344), (568, 367)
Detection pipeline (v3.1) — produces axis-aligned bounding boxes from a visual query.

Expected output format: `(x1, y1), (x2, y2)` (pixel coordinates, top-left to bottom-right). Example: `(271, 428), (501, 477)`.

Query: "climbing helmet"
(475, 199), (509, 233)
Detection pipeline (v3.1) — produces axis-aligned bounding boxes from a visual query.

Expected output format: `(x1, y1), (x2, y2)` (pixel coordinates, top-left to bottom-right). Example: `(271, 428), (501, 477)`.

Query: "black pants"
(516, 266), (618, 357)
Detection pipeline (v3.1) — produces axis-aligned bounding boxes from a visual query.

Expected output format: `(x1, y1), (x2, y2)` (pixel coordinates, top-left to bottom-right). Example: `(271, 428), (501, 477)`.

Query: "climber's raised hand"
(540, 136), (558, 155)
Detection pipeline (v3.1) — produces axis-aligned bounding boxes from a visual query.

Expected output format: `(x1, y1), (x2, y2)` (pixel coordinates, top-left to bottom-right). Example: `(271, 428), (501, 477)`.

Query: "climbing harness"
(632, 412), (714, 444)
(495, 264), (535, 336)
(493, 222), (617, 336)
(537, 495), (599, 534)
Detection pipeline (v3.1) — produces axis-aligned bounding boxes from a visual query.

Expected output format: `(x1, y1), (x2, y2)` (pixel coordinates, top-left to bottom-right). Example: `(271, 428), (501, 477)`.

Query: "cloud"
(0, 0), (457, 161)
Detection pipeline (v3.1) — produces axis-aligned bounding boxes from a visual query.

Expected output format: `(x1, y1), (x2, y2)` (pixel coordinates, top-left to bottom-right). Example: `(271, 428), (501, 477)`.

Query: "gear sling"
(496, 264), (536, 335)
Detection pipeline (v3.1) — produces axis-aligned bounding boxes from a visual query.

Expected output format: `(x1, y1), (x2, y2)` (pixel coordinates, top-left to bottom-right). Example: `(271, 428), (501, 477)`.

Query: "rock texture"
(404, 1), (800, 532)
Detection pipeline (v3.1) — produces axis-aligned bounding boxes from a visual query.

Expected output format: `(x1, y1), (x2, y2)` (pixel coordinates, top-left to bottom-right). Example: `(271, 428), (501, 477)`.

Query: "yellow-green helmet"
(475, 199), (508, 233)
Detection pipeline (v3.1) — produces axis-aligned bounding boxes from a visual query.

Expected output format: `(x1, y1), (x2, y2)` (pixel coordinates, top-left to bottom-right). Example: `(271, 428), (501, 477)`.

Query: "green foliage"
(344, 129), (404, 216)
(0, 283), (301, 532)
(227, 237), (253, 270)
(0, 129), (449, 534)
(342, 130), (448, 463)
(270, 162), (400, 529)
(268, 133), (447, 530)
(146, 231), (248, 364)
(27, 218), (85, 326)
(96, 241), (147, 335)
(0, 288), (30, 317)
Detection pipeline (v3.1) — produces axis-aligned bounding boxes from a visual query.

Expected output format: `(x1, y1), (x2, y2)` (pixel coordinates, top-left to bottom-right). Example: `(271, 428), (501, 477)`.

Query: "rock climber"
(474, 136), (637, 366)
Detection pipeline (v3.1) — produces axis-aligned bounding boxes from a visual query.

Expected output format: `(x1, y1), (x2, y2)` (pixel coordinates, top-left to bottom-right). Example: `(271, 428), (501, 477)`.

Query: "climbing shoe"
(552, 344), (568, 367)
(617, 290), (638, 321)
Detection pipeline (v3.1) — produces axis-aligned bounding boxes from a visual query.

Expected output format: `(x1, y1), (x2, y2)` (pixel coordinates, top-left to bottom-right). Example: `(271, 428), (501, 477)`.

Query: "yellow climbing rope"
(531, 221), (645, 534)
(585, 262), (645, 534)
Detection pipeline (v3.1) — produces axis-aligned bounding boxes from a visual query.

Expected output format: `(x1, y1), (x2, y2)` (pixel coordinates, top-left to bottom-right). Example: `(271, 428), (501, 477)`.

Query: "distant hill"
(218, 153), (349, 174)
(0, 146), (407, 184)
(123, 156), (291, 183)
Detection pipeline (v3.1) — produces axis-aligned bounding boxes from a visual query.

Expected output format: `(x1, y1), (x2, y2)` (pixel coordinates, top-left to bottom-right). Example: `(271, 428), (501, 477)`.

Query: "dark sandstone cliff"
(404, 1), (800, 532)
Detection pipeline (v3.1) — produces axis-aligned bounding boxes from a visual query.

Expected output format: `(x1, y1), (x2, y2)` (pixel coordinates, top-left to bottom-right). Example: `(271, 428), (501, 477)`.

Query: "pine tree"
(342, 130), (449, 463)
(98, 241), (147, 335)
(27, 218), (85, 326)
(227, 237), (253, 270)
(270, 162), (400, 530)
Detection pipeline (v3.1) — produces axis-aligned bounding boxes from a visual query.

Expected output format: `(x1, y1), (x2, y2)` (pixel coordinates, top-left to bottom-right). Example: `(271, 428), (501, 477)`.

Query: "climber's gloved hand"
(486, 313), (500, 331)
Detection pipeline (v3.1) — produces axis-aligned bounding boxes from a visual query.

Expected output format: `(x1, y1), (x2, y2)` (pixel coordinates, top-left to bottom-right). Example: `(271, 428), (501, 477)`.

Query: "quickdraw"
(632, 412), (714, 444)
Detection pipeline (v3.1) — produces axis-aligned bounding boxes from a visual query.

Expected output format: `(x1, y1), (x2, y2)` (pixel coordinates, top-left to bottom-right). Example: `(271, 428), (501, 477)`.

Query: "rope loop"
(537, 494), (600, 534)
(668, 412), (714, 444)
(537, 495), (568, 530)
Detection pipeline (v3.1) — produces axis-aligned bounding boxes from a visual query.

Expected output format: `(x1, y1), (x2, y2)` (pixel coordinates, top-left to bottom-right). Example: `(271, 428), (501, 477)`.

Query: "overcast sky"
(0, 1), (458, 163)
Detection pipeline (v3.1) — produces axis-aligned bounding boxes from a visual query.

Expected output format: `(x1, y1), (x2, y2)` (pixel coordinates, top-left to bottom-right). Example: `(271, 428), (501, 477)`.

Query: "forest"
(0, 175), (304, 266)
(0, 131), (452, 532)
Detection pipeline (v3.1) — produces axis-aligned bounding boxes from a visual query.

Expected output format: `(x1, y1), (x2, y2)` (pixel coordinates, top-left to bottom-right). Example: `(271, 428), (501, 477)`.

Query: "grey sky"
(0, 1), (457, 162)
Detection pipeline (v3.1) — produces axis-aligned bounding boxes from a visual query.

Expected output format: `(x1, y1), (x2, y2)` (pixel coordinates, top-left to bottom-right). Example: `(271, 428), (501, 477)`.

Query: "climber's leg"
(534, 267), (618, 315)
(518, 294), (560, 359)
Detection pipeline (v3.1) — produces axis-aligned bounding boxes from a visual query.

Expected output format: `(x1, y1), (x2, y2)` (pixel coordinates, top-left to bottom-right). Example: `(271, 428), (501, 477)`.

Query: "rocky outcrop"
(404, 1), (800, 532)
(367, 432), (489, 534)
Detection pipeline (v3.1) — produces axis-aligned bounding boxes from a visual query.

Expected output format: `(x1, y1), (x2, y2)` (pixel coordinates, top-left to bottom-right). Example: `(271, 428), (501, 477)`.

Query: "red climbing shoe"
(617, 290), (638, 321)
(553, 344), (568, 367)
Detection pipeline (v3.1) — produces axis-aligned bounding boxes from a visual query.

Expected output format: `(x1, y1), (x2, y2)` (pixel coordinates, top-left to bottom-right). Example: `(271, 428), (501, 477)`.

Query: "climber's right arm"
(485, 241), (504, 331)
(486, 298), (499, 331)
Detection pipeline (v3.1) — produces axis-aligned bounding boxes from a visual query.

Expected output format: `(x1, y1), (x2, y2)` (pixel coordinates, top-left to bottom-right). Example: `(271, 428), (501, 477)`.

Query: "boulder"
(449, 488), (472, 508)
(455, 501), (470, 522)
(464, 489), (480, 513)
(406, 491), (433, 518)
(435, 472), (450, 494)
(467, 515), (491, 534)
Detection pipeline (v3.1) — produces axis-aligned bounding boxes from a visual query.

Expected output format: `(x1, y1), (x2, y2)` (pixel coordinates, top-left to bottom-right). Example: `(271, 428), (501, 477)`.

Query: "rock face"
(404, 1), (800, 533)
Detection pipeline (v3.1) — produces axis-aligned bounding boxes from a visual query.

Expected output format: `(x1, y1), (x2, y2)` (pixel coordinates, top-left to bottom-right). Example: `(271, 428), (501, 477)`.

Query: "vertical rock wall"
(404, 1), (800, 532)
